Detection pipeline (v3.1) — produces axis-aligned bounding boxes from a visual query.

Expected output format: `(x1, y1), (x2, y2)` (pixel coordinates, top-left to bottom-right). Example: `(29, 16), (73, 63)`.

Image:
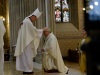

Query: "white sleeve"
(37, 29), (43, 38)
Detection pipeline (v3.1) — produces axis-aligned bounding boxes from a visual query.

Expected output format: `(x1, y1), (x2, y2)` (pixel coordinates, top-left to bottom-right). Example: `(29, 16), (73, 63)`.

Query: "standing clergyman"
(14, 8), (43, 74)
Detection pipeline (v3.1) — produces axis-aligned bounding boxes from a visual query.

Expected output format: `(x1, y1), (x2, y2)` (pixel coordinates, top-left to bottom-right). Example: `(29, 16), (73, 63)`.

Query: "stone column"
(78, 0), (84, 30)
(35, 0), (46, 28)
(46, 0), (56, 34)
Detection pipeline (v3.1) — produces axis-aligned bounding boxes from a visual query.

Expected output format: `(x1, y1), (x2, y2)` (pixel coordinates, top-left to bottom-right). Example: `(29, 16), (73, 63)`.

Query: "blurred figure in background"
(0, 19), (6, 75)
(79, 28), (90, 74)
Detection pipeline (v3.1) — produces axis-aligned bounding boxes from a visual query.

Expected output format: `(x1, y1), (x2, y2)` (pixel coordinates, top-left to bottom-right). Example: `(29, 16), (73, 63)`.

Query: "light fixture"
(83, 8), (86, 10)
(0, 16), (5, 21)
(89, 5), (94, 9)
(2, 18), (5, 21)
(94, 1), (98, 6)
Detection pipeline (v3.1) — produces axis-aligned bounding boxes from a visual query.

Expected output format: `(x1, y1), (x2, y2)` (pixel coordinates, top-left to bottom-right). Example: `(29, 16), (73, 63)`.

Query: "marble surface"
(4, 53), (86, 75)
(4, 60), (85, 75)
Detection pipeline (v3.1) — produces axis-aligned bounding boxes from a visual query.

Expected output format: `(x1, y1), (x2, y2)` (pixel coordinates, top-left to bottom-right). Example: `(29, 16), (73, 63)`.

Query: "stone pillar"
(35, 0), (46, 28)
(46, 0), (56, 34)
(78, 0), (84, 30)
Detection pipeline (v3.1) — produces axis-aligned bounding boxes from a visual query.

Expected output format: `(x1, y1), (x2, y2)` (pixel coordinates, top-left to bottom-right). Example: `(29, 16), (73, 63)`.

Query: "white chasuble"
(0, 19), (6, 75)
(14, 18), (43, 72)
(42, 33), (69, 73)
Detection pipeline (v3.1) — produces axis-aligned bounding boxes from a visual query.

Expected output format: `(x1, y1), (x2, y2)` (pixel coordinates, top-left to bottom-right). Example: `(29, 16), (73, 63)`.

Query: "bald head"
(43, 27), (51, 37)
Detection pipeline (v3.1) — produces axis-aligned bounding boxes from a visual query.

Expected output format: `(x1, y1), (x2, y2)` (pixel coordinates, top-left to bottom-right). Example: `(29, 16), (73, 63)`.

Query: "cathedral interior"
(0, 0), (89, 75)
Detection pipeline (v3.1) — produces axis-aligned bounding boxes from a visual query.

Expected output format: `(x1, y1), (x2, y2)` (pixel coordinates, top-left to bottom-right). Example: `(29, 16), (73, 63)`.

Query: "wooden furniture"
(4, 53), (10, 61)
(68, 49), (79, 63)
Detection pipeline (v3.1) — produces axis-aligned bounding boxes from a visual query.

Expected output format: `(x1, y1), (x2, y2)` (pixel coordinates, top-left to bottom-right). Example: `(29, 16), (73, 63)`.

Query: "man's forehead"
(31, 15), (36, 18)
(44, 27), (50, 30)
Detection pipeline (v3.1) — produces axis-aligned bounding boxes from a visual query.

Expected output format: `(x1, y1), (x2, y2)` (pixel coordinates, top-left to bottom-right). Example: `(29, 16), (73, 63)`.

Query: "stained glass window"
(55, 0), (69, 22)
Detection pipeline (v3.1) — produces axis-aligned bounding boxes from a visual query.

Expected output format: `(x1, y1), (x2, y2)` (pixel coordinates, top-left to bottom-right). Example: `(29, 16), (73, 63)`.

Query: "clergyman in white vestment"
(14, 8), (43, 74)
(42, 27), (69, 74)
(0, 19), (6, 75)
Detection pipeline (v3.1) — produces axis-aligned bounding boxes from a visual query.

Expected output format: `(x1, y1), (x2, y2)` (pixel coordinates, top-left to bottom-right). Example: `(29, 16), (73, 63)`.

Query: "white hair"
(43, 27), (51, 32)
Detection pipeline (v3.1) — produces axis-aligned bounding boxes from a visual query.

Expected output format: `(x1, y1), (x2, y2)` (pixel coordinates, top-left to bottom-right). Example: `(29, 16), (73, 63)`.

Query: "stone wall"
(56, 31), (82, 57)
